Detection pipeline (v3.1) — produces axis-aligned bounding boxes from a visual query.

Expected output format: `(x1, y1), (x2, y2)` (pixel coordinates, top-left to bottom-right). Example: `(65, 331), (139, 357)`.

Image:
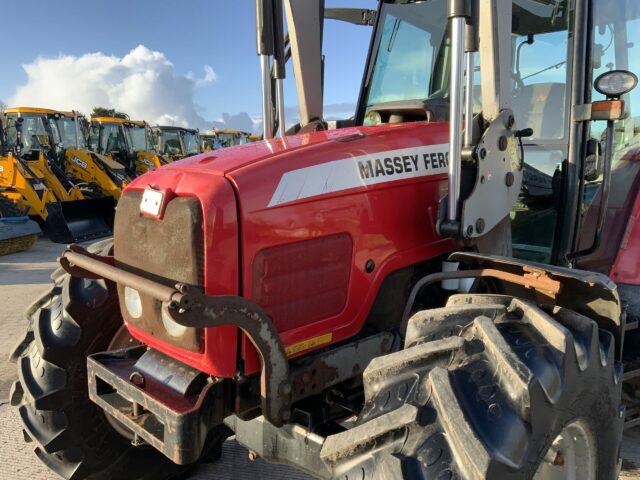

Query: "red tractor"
(10, 0), (640, 478)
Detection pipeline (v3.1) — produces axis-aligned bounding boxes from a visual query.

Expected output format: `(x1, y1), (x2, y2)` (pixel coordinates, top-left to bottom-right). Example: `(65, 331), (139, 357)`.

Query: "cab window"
(100, 124), (127, 154)
(508, 0), (571, 263)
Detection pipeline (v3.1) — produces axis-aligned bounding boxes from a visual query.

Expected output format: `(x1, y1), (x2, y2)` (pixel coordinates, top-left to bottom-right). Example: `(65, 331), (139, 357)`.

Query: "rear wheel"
(0, 195), (38, 255)
(321, 294), (623, 479)
(10, 239), (230, 479)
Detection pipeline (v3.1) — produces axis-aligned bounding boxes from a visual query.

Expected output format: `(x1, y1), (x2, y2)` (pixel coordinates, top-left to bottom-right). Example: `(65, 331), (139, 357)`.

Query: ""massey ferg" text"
(357, 151), (449, 179)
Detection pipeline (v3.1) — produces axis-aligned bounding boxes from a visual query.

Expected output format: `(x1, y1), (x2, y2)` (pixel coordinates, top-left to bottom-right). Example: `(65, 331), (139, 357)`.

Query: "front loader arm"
(440, 0), (524, 247)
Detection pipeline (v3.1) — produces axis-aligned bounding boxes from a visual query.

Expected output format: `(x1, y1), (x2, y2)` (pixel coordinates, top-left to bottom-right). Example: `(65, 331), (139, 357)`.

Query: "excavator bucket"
(0, 216), (41, 256)
(45, 197), (115, 243)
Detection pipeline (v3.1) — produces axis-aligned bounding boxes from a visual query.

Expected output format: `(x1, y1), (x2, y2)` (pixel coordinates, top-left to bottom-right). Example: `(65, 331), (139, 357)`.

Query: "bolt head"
(279, 382), (292, 396)
(505, 171), (515, 187)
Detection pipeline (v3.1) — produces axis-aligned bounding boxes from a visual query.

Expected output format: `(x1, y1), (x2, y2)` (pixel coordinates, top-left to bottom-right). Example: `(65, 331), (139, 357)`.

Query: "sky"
(0, 0), (376, 132)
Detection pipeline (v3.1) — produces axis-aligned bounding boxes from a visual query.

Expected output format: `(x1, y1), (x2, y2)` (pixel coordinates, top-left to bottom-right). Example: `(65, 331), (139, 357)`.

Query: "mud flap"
(0, 216), (41, 255)
(45, 197), (115, 243)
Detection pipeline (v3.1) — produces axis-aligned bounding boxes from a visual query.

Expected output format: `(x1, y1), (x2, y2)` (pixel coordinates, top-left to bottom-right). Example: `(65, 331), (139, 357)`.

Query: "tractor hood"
(136, 121), (446, 181)
(126, 121), (451, 215)
(118, 121), (454, 377)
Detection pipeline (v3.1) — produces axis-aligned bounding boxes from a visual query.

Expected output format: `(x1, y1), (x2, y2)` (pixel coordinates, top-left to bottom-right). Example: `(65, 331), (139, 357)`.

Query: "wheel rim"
(534, 419), (596, 480)
(104, 325), (140, 441)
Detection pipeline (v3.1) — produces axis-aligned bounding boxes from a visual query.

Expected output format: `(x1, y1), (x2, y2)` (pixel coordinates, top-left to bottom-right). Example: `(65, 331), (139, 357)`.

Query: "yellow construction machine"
(200, 129), (253, 151)
(0, 121), (40, 255)
(57, 111), (131, 199)
(151, 125), (201, 160)
(1, 108), (114, 242)
(90, 117), (168, 175)
(4, 108), (130, 201)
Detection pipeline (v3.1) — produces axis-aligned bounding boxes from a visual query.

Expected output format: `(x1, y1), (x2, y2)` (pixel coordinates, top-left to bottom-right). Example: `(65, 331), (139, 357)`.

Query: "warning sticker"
(268, 143), (449, 207)
(285, 333), (333, 357)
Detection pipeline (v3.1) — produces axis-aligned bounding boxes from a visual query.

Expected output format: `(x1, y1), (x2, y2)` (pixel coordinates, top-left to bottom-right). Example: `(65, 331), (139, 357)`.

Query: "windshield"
(161, 130), (182, 156)
(13, 114), (52, 151)
(100, 123), (128, 154)
(56, 117), (87, 149)
(217, 133), (235, 147)
(363, 0), (448, 111)
(126, 124), (148, 152)
(182, 131), (200, 155)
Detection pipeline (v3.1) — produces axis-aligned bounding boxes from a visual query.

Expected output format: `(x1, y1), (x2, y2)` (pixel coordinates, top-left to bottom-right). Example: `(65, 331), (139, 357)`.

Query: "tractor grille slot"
(114, 191), (204, 352)
(252, 233), (353, 332)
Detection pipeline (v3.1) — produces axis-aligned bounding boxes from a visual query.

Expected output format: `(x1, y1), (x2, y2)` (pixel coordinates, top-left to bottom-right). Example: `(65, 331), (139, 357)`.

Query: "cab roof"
(4, 106), (60, 115)
(91, 117), (145, 126)
(4, 107), (83, 119)
(154, 125), (198, 134)
(215, 129), (250, 135)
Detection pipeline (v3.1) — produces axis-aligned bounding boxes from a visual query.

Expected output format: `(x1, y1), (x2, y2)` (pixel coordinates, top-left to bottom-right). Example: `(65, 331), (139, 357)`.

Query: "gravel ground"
(0, 237), (638, 479)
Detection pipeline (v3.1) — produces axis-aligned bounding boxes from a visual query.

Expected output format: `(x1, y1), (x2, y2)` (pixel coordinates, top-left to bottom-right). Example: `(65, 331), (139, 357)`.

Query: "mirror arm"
(566, 119), (614, 263)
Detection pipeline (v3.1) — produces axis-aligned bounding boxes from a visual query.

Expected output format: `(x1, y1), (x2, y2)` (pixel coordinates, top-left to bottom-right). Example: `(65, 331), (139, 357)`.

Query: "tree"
(0, 100), (6, 113)
(91, 107), (128, 119)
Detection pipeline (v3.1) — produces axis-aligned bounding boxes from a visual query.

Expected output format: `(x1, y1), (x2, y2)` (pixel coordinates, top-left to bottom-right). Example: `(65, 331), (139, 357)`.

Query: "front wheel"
(321, 294), (623, 479)
(10, 240), (229, 479)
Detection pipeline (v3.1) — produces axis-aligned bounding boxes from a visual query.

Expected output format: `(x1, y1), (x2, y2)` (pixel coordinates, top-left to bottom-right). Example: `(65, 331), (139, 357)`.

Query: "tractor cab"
(324, 0), (640, 275)
(3, 107), (64, 162)
(202, 129), (252, 151)
(90, 117), (167, 175)
(151, 125), (201, 160)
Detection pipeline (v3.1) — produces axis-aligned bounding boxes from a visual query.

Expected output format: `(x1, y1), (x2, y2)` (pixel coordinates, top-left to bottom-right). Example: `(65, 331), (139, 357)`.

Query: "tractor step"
(87, 346), (227, 464)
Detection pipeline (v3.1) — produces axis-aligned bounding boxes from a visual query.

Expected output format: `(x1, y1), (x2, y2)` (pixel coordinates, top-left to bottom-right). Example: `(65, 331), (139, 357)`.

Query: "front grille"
(252, 233), (353, 332)
(114, 190), (204, 352)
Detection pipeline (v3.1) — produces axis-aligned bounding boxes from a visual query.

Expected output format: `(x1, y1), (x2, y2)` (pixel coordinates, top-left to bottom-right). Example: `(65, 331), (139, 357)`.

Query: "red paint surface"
(121, 171), (239, 377)
(121, 122), (455, 377)
(610, 148), (640, 285)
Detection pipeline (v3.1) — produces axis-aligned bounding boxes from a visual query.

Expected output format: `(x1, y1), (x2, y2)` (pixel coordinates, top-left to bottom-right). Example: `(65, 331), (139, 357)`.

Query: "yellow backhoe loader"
(56, 111), (131, 199)
(151, 125), (201, 160)
(90, 117), (168, 175)
(1, 108), (114, 242)
(0, 121), (40, 255)
(200, 129), (253, 152)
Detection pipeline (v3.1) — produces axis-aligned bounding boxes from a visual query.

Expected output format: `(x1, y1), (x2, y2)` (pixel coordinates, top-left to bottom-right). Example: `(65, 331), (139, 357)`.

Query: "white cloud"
(8, 45), (357, 136)
(197, 65), (218, 86)
(10, 45), (212, 129)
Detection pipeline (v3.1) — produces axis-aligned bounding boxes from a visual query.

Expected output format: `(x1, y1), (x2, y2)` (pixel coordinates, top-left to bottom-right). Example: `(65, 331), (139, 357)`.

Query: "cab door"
(506, 0), (573, 263)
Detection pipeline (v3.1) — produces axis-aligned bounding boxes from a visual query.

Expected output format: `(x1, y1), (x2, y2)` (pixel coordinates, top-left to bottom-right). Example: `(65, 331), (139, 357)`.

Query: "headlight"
(124, 287), (142, 318)
(161, 304), (187, 337)
(594, 70), (638, 98)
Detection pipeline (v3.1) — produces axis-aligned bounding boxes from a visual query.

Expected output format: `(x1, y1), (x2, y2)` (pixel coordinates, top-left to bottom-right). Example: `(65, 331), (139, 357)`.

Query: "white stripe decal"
(268, 143), (449, 207)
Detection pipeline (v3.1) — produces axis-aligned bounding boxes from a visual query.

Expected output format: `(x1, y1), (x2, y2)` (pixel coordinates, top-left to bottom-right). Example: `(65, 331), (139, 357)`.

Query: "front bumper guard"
(87, 346), (223, 464)
(60, 244), (292, 427)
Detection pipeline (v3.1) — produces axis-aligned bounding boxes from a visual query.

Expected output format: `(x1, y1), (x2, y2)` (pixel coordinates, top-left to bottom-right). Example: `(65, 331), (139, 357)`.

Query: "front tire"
(10, 240), (229, 479)
(321, 294), (623, 479)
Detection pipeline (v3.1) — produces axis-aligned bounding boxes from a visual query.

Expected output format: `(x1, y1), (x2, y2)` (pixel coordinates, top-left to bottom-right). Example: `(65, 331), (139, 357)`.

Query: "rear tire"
(10, 239), (229, 479)
(320, 294), (623, 479)
(0, 195), (38, 255)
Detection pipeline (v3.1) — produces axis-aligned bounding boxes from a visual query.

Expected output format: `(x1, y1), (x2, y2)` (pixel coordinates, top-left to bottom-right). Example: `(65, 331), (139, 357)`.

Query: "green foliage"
(91, 107), (128, 119)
